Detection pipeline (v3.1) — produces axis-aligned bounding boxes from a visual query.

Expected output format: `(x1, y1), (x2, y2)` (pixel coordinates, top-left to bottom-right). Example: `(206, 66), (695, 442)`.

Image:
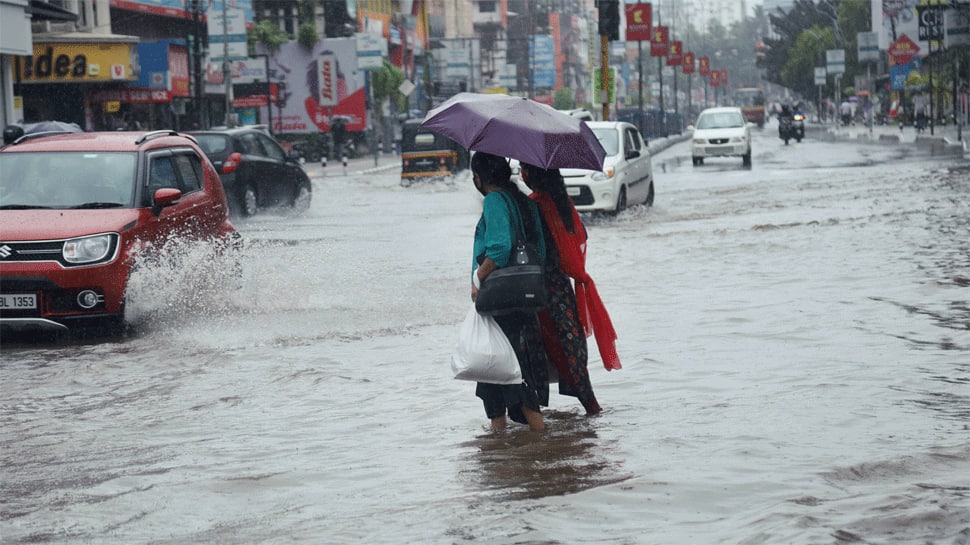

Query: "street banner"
(593, 67), (616, 105)
(207, 7), (248, 61)
(666, 40), (682, 66)
(650, 25), (668, 57)
(857, 32), (879, 63)
(710, 69), (721, 87)
(698, 55), (710, 76)
(815, 67), (827, 85)
(530, 34), (556, 89)
(916, 5), (944, 41)
(826, 49), (845, 75)
(682, 51), (695, 74)
(625, 3), (651, 42)
(888, 34), (919, 66)
(946, 8), (970, 48)
(356, 33), (385, 70)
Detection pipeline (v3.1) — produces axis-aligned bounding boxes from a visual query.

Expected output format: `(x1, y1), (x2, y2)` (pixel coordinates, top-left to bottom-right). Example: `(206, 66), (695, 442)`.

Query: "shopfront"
(14, 38), (138, 129)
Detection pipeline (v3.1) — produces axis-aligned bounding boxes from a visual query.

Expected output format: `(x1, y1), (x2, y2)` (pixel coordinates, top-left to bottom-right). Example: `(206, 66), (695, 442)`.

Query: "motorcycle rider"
(778, 103), (794, 138)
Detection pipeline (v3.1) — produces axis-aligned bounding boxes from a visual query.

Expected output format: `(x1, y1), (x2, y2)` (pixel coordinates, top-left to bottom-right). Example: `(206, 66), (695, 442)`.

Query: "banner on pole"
(650, 26), (668, 57)
(624, 3), (651, 42)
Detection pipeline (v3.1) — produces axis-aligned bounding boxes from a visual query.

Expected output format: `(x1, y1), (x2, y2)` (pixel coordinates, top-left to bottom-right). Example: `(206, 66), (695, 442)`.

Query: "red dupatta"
(532, 193), (622, 371)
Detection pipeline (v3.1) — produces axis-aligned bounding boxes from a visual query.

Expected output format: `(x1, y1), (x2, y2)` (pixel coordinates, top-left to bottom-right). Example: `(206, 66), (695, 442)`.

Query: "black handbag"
(475, 192), (547, 316)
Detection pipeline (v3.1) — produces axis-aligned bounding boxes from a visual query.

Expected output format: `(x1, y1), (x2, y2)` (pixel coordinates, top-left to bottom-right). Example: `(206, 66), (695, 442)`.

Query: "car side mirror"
(625, 149), (640, 160)
(686, 125), (695, 131)
(151, 187), (181, 215)
(746, 122), (756, 128)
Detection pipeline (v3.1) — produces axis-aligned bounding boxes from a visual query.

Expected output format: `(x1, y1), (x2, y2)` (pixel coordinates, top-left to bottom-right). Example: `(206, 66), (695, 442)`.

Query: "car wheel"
(611, 187), (627, 215)
(742, 150), (752, 167)
(240, 184), (258, 217)
(692, 156), (701, 166)
(291, 181), (311, 214)
(645, 182), (655, 206)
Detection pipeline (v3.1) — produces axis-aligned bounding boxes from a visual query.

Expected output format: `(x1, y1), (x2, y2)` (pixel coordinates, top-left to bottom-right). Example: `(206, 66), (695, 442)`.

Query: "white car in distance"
(691, 106), (753, 168)
(560, 121), (654, 214)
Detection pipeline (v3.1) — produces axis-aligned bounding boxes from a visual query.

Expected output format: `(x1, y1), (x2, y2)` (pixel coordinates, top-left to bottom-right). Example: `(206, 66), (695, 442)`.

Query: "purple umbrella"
(420, 93), (606, 171)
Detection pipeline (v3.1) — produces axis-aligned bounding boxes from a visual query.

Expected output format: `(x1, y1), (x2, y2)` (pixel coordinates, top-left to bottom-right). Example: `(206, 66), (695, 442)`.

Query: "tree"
(371, 61), (407, 113)
(553, 87), (573, 110)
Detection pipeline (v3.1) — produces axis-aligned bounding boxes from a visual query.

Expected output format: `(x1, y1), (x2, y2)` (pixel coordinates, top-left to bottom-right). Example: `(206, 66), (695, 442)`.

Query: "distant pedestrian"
(840, 100), (853, 127)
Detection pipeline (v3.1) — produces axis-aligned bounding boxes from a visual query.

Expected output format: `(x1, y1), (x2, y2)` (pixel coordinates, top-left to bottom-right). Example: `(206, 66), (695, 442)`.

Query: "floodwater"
(2, 130), (968, 544)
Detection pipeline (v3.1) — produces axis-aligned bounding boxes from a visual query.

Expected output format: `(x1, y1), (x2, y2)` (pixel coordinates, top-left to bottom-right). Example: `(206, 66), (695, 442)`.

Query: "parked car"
(560, 121), (654, 214)
(0, 129), (239, 336)
(189, 126), (312, 217)
(690, 107), (753, 167)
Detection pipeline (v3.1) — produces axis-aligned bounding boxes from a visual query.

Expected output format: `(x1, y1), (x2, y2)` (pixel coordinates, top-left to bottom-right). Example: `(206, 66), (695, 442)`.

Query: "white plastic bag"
(451, 304), (522, 384)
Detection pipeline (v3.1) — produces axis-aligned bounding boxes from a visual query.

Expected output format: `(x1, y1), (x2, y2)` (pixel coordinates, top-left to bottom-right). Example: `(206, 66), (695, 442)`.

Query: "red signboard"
(666, 40), (683, 66)
(888, 33), (920, 66)
(625, 3), (651, 42)
(698, 55), (710, 76)
(710, 69), (722, 87)
(720, 69), (728, 88)
(682, 51), (695, 74)
(168, 44), (190, 97)
(650, 25), (668, 57)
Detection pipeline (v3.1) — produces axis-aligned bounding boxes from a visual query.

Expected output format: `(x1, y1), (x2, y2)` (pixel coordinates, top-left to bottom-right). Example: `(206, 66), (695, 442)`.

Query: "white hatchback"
(691, 106), (753, 167)
(560, 121), (654, 214)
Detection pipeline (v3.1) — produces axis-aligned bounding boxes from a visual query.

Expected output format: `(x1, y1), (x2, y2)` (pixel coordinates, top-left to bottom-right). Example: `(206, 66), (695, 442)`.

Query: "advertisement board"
(254, 38), (366, 134)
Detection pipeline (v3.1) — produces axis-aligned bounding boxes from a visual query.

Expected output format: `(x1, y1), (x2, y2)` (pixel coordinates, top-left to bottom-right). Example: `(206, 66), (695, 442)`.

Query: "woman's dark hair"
(472, 152), (538, 239)
(521, 163), (575, 233)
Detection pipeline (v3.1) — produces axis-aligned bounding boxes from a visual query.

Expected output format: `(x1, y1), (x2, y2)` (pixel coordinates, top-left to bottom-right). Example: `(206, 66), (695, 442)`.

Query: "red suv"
(0, 130), (239, 336)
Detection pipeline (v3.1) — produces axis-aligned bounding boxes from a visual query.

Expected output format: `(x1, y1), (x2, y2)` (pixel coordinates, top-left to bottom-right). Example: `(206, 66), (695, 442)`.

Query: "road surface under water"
(2, 130), (968, 544)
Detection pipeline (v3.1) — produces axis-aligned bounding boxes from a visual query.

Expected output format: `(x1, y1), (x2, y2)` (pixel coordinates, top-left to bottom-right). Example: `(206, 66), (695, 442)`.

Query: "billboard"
(255, 38), (366, 134)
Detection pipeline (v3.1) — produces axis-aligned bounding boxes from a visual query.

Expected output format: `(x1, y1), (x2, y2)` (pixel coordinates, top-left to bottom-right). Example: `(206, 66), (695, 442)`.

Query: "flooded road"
(2, 130), (968, 544)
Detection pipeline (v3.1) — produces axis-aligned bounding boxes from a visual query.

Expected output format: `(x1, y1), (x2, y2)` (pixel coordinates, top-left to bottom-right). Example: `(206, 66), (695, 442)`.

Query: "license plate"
(566, 186), (581, 196)
(0, 293), (37, 309)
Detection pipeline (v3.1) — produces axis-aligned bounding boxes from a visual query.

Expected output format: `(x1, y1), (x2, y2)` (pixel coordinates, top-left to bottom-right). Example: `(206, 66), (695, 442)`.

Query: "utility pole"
(598, 0), (619, 121)
(221, 0), (233, 127)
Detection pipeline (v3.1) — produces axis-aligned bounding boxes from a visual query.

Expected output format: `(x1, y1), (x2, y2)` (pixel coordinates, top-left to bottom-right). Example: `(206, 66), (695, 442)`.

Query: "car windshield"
(592, 128), (619, 155)
(0, 152), (137, 209)
(696, 112), (745, 130)
(192, 134), (230, 155)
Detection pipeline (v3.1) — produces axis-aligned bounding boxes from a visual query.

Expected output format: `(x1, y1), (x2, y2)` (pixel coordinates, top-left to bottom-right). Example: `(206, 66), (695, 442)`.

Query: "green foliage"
(763, 0), (881, 100)
(297, 23), (318, 49)
(249, 20), (289, 54)
(553, 87), (574, 110)
(371, 61), (407, 112)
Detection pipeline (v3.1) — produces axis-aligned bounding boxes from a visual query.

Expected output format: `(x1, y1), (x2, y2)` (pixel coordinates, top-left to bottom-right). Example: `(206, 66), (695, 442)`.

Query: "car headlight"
(592, 167), (614, 181)
(730, 136), (747, 143)
(692, 138), (706, 145)
(63, 234), (115, 264)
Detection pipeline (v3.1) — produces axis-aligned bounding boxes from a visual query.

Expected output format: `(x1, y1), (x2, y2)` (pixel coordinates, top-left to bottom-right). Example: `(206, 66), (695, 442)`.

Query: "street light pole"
(221, 0), (233, 127)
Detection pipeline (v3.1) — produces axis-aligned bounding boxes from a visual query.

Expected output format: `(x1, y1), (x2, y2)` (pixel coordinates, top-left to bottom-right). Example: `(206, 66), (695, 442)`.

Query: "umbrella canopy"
(21, 121), (83, 135)
(420, 93), (606, 171)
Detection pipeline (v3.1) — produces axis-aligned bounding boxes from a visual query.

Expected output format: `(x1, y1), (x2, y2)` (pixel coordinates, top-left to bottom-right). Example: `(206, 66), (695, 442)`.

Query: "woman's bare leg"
(522, 408), (545, 431)
(490, 416), (508, 431)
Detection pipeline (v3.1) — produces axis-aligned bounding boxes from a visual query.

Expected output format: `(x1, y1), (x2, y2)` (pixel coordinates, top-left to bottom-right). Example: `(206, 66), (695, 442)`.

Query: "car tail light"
(222, 152), (242, 174)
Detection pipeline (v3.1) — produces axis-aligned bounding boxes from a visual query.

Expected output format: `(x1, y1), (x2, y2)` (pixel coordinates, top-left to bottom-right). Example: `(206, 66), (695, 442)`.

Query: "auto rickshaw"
(400, 119), (469, 187)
